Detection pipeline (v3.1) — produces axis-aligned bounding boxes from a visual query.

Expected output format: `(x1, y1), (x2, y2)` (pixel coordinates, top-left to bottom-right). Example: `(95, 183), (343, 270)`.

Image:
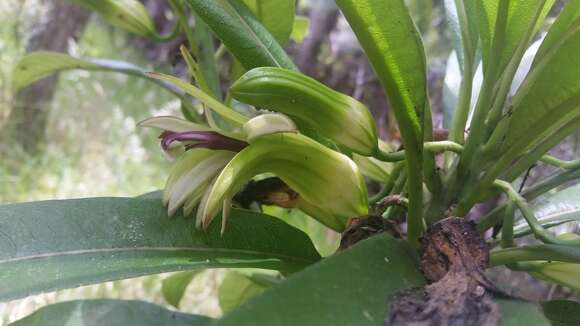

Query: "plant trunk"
(5, 0), (90, 153)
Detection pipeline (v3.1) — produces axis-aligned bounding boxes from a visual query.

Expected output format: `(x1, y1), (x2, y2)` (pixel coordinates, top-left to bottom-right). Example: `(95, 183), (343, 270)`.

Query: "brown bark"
(388, 218), (510, 326)
(5, 0), (90, 153)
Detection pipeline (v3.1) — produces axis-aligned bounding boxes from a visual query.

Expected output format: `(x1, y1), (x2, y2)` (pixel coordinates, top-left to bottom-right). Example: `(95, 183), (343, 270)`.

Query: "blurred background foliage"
(0, 0), (577, 324)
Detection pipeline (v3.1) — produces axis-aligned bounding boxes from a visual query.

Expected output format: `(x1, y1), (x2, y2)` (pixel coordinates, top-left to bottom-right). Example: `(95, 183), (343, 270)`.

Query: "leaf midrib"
(0, 246), (319, 265)
(222, 0), (281, 67)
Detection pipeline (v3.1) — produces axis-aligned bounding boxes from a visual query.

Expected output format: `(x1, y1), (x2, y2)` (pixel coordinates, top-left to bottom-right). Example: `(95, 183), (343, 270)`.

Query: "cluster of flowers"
(140, 67), (388, 233)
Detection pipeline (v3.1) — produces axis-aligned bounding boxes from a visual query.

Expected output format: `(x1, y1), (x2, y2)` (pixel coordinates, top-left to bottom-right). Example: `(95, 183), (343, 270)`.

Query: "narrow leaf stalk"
(493, 180), (580, 246)
(490, 244), (580, 267)
(374, 141), (464, 162)
(500, 202), (515, 248)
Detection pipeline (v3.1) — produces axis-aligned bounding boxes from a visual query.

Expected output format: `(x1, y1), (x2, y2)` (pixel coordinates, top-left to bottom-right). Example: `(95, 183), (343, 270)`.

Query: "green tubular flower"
(201, 132), (369, 232)
(230, 67), (379, 156)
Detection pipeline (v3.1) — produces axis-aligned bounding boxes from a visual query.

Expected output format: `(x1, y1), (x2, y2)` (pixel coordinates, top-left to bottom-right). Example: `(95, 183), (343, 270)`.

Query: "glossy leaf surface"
(534, 0), (580, 63)
(501, 22), (580, 155)
(474, 0), (554, 75)
(0, 197), (320, 301)
(215, 234), (546, 325)
(186, 0), (297, 70)
(214, 235), (425, 325)
(335, 0), (426, 147)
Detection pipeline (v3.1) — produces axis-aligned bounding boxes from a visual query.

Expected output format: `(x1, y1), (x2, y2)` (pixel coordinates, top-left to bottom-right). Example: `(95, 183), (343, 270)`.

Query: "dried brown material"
(420, 218), (489, 283)
(339, 215), (401, 250)
(387, 218), (500, 326)
(234, 177), (299, 209)
(374, 195), (408, 216)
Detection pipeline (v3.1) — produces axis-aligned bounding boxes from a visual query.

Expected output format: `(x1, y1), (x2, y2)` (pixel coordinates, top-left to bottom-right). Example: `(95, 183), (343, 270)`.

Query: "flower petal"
(202, 133), (368, 231)
(167, 151), (235, 216)
(163, 149), (216, 205)
(243, 113), (297, 142)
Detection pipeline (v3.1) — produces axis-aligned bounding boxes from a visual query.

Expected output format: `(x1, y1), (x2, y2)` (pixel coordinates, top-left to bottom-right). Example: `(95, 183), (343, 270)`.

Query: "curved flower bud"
(230, 67), (379, 155)
(202, 132), (369, 232)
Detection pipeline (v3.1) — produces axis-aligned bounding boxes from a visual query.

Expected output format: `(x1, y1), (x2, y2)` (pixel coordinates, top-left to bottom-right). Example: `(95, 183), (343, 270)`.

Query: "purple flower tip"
(160, 131), (248, 152)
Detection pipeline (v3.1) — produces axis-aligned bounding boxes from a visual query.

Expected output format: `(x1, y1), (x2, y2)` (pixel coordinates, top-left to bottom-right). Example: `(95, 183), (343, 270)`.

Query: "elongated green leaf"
(13, 52), (97, 90)
(11, 299), (211, 326)
(534, 0), (580, 63)
(218, 271), (275, 313)
(527, 183), (580, 226)
(475, 0), (554, 76)
(190, 12), (222, 99)
(146, 72), (249, 125)
(0, 197), (320, 302)
(500, 23), (580, 155)
(215, 234), (546, 325)
(336, 0), (426, 245)
(243, 0), (295, 46)
(13, 52), (179, 96)
(69, 0), (158, 38)
(542, 300), (580, 326)
(335, 0), (425, 147)
(186, 0), (297, 70)
(444, 0), (478, 72)
(162, 271), (199, 308)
